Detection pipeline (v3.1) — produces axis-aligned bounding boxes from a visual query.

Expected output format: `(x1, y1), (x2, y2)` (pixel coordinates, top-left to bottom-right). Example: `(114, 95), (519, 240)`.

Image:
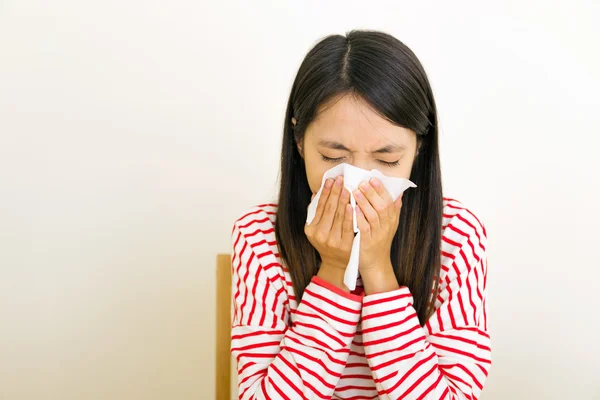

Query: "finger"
(394, 194), (403, 215)
(341, 203), (354, 248)
(359, 178), (390, 228)
(369, 177), (396, 221)
(318, 176), (343, 231)
(392, 195), (403, 227)
(330, 187), (350, 241)
(353, 186), (379, 227)
(355, 204), (371, 239)
(310, 178), (334, 225)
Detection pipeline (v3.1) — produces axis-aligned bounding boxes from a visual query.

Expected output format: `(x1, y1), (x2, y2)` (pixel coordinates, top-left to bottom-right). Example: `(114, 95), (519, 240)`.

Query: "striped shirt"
(230, 197), (490, 399)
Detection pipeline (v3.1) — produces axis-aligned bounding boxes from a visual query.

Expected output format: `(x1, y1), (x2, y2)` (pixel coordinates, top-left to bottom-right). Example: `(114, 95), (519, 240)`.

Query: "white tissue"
(306, 163), (417, 290)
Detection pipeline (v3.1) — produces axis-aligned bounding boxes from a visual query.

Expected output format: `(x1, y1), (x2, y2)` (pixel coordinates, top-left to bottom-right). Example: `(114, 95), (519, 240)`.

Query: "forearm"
(233, 277), (363, 399)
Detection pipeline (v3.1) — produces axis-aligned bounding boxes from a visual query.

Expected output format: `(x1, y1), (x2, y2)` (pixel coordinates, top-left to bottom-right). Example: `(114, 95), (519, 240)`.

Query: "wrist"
(360, 261), (400, 295)
(317, 263), (350, 293)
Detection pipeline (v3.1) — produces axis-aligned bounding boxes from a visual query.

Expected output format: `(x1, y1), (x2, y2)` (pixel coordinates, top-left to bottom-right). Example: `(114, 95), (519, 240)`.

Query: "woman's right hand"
(305, 176), (355, 271)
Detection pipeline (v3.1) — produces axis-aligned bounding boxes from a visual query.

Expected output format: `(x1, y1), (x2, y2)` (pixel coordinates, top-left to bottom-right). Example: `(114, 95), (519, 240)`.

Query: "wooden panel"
(216, 254), (232, 400)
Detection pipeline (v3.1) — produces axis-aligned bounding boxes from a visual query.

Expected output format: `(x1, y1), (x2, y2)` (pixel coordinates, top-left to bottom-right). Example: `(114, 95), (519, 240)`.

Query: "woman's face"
(296, 93), (419, 195)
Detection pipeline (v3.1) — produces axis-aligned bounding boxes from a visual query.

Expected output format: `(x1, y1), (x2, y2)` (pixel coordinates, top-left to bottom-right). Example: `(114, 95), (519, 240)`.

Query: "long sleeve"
(360, 207), (490, 399)
(230, 211), (364, 399)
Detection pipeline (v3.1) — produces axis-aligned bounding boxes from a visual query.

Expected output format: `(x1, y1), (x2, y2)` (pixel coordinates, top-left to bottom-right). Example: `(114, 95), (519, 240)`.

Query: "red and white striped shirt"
(230, 197), (490, 399)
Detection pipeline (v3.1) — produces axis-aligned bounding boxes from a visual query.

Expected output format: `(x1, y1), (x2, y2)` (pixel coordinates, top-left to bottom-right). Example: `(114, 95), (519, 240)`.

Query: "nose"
(348, 160), (371, 171)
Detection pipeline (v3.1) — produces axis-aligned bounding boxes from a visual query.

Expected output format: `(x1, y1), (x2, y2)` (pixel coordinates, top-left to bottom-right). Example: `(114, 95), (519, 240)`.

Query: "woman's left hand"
(353, 177), (403, 273)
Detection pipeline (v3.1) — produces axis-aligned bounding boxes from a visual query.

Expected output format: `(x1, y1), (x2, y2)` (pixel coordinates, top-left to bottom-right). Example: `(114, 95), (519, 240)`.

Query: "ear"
(291, 117), (304, 159)
(296, 138), (304, 159)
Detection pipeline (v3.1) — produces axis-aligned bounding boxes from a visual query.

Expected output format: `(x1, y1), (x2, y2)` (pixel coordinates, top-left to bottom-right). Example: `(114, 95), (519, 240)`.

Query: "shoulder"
(441, 197), (488, 269)
(231, 202), (278, 236)
(230, 203), (282, 277)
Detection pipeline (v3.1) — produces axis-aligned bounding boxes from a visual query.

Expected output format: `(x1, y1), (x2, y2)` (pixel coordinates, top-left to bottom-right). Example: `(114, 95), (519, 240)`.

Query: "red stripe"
(238, 368), (267, 391)
(267, 375), (292, 400)
(382, 352), (436, 392)
(362, 323), (420, 347)
(335, 383), (378, 392)
(451, 326), (490, 339)
(430, 342), (491, 366)
(231, 329), (283, 341)
(247, 261), (262, 324)
(431, 333), (491, 352)
(439, 367), (471, 387)
(300, 299), (359, 326)
(397, 362), (438, 399)
(259, 273), (270, 325)
(235, 352), (281, 361)
(473, 266), (483, 304)
(231, 340), (280, 354)
(362, 291), (412, 307)
(261, 376), (271, 400)
(239, 251), (256, 323)
(271, 363), (305, 399)
(293, 320), (350, 344)
(361, 303), (412, 321)
(238, 360), (257, 376)
(288, 329), (348, 353)
(295, 362), (336, 391)
(366, 335), (426, 365)
(455, 212), (486, 251)
(233, 233), (247, 305)
(438, 386), (449, 400)
(282, 345), (345, 370)
(345, 361), (370, 368)
(446, 280), (457, 329)
(341, 373), (374, 380)
(304, 287), (361, 314)
(340, 394), (379, 400)
(436, 306), (445, 331)
(238, 217), (272, 229)
(361, 311), (415, 334)
(416, 368), (444, 400)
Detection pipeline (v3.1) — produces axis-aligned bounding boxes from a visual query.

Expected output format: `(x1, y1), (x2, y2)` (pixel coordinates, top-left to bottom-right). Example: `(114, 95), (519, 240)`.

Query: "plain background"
(1, 0), (599, 399)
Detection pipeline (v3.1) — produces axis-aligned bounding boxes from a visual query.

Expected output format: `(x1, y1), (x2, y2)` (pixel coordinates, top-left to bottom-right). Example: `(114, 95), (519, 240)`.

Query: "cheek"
(303, 154), (329, 194)
(306, 168), (325, 194)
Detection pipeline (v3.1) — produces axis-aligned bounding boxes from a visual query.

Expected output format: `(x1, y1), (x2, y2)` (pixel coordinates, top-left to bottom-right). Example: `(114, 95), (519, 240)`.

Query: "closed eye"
(321, 155), (344, 163)
(321, 155), (399, 167)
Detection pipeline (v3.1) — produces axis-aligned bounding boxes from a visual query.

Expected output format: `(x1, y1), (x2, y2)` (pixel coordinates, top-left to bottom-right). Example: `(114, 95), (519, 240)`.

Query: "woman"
(230, 29), (490, 399)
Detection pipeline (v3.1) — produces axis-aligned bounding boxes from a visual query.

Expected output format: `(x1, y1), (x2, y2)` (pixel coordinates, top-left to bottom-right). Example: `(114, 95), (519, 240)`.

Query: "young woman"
(230, 30), (490, 399)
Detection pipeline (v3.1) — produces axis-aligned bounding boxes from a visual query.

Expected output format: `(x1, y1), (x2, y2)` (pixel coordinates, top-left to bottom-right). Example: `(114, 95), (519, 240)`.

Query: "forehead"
(306, 94), (414, 148)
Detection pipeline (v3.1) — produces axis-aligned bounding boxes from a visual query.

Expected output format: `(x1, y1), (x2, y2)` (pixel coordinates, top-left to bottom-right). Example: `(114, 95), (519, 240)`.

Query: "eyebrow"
(318, 139), (407, 154)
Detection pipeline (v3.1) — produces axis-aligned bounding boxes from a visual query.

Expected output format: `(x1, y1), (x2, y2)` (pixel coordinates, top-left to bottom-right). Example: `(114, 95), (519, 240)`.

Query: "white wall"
(1, 1), (598, 399)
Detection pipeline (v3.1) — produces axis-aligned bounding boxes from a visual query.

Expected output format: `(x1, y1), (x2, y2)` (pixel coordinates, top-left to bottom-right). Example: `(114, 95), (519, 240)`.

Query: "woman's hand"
(305, 176), (354, 288)
(353, 177), (403, 273)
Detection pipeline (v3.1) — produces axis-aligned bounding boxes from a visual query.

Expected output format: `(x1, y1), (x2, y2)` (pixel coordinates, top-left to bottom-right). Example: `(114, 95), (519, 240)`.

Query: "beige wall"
(1, 1), (599, 399)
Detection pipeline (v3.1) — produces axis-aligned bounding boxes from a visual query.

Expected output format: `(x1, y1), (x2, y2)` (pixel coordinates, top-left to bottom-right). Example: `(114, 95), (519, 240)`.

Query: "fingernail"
(335, 176), (343, 186)
(370, 178), (380, 188)
(359, 181), (369, 191)
(325, 179), (333, 189)
(353, 189), (363, 199)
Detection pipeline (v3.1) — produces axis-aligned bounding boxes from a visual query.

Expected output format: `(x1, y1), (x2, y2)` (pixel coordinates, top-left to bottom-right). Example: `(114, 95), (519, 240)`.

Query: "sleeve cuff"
(311, 276), (364, 303)
(362, 286), (413, 314)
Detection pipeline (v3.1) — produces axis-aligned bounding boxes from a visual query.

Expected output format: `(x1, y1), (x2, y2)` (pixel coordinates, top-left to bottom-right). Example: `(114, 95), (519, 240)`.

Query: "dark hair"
(274, 29), (442, 325)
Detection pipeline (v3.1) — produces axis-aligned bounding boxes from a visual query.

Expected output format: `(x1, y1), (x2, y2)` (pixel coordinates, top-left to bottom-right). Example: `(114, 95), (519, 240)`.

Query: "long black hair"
(274, 29), (442, 325)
